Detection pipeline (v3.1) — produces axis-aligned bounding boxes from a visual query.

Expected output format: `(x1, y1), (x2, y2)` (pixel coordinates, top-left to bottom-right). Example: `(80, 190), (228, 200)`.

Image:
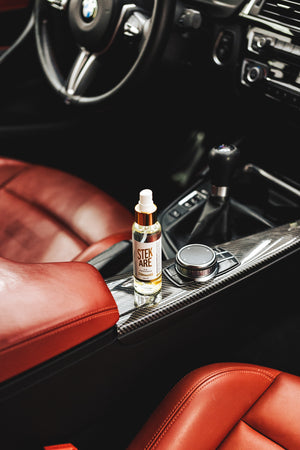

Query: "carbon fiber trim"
(106, 221), (300, 337)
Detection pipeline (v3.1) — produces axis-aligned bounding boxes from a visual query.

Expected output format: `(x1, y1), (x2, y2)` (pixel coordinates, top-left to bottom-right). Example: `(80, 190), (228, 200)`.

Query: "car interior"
(0, 0), (300, 449)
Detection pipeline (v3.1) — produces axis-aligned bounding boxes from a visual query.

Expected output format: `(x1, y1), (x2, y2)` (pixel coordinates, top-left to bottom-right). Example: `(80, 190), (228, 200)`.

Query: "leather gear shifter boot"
(189, 144), (239, 244)
(189, 196), (230, 244)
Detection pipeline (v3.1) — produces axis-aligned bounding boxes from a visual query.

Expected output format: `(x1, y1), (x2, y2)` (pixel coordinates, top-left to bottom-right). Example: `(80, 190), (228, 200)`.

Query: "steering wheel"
(34, 0), (175, 105)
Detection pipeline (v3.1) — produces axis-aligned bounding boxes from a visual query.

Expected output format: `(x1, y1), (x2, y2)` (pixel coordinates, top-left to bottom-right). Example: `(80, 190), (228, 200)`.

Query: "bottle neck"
(135, 207), (157, 226)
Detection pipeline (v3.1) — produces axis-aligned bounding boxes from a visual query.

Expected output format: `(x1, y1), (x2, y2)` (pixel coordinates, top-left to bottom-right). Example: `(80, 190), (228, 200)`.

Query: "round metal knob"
(175, 244), (218, 282)
(256, 36), (272, 49)
(246, 65), (264, 84)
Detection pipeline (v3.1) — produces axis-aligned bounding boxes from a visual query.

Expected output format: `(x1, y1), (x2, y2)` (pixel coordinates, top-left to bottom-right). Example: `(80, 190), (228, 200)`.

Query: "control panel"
(163, 188), (208, 226)
(241, 27), (300, 109)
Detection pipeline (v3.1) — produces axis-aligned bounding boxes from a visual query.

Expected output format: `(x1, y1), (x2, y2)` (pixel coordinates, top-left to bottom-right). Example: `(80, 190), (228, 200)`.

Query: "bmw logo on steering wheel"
(81, 0), (98, 22)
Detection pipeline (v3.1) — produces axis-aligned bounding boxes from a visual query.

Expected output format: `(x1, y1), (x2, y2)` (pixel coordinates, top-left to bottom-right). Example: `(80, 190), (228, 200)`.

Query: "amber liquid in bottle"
(132, 221), (162, 295)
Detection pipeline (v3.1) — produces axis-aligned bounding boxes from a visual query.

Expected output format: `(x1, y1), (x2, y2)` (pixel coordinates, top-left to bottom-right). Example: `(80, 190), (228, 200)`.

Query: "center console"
(105, 143), (300, 342)
(108, 221), (300, 340)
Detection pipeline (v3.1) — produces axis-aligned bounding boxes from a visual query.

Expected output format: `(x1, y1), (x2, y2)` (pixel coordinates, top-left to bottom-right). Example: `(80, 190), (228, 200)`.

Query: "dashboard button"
(170, 209), (181, 218)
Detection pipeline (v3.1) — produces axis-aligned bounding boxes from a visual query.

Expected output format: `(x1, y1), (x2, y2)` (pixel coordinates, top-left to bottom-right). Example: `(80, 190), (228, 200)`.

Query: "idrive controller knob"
(175, 244), (218, 282)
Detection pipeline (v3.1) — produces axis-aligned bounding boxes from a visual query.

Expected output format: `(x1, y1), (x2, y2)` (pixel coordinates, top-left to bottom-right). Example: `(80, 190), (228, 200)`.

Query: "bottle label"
(133, 238), (162, 281)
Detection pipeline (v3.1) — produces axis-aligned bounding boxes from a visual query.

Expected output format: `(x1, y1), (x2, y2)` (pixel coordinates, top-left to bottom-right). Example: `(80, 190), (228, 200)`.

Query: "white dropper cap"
(137, 189), (156, 213)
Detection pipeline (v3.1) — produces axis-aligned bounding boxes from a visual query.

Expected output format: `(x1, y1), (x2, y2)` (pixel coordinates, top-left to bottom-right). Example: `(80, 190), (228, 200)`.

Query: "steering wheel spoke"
(66, 48), (99, 98)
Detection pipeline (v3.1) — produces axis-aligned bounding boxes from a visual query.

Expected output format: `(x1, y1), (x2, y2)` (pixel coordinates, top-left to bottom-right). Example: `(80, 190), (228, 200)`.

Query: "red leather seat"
(0, 157), (133, 263)
(0, 256), (119, 383)
(129, 362), (300, 449)
(44, 362), (300, 449)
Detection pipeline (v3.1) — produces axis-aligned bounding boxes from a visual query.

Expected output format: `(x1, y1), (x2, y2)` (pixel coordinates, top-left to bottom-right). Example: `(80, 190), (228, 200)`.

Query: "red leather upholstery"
(0, 158), (133, 263)
(0, 257), (119, 383)
(44, 445), (78, 450)
(129, 362), (300, 449)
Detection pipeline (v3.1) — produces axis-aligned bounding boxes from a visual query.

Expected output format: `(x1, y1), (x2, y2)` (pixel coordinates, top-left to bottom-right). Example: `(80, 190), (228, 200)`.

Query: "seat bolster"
(128, 363), (281, 450)
(0, 257), (119, 383)
(243, 371), (300, 449)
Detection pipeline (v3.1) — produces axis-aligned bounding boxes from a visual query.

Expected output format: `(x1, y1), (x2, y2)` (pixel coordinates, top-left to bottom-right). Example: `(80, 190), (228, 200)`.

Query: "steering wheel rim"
(34, 0), (175, 105)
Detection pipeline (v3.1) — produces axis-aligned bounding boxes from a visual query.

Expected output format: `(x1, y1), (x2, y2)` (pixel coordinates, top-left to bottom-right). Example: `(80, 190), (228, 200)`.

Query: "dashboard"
(182, 0), (300, 116)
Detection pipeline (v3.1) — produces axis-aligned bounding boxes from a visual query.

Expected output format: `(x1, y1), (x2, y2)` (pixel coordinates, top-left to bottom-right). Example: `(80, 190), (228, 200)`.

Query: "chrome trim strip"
(266, 76), (300, 93)
(241, 0), (256, 16)
(211, 185), (229, 198)
(239, 9), (293, 35)
(213, 31), (225, 66)
(178, 190), (204, 205)
(66, 49), (96, 96)
(244, 164), (300, 198)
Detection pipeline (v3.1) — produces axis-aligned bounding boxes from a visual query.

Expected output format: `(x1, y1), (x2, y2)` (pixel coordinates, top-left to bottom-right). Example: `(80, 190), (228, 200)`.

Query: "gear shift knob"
(189, 143), (239, 242)
(208, 144), (240, 198)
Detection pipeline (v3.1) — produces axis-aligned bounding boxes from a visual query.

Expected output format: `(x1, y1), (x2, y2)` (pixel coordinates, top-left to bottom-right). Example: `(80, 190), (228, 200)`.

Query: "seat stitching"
(145, 366), (277, 448)
(145, 368), (277, 450)
(0, 306), (118, 354)
(3, 186), (89, 247)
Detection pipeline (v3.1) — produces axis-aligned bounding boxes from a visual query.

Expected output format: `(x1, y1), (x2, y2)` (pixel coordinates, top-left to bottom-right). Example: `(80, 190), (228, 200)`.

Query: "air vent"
(259, 0), (300, 29)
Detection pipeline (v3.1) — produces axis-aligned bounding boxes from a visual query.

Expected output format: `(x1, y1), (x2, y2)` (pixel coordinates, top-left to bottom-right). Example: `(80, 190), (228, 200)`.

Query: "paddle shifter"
(189, 144), (240, 243)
